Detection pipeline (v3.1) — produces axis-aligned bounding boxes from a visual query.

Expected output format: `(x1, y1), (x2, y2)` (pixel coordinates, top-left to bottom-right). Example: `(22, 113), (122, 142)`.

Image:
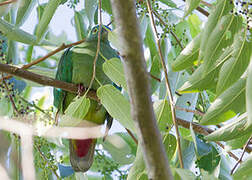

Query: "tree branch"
(0, 63), (98, 101)
(0, 0), (17, 6)
(110, 0), (173, 179)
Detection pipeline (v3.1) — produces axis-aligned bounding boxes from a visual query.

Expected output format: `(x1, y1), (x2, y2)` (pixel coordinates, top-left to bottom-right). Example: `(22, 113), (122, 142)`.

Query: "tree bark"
(110, 1), (173, 179)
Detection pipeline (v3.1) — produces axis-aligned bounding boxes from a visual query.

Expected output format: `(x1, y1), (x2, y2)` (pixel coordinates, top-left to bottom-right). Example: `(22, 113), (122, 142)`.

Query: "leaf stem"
(146, 0), (184, 168)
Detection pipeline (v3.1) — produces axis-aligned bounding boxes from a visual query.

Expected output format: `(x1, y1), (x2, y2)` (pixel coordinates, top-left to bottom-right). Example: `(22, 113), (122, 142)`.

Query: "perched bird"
(53, 25), (119, 172)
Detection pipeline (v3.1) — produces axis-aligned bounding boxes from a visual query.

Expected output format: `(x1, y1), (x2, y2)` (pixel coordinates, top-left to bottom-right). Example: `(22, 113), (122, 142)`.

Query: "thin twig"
(1, 74), (19, 114)
(34, 144), (60, 179)
(231, 136), (252, 175)
(0, 39), (86, 82)
(125, 128), (138, 145)
(175, 106), (205, 116)
(201, 0), (212, 8)
(85, 0), (102, 96)
(152, 10), (184, 49)
(146, 0), (184, 168)
(0, 0), (17, 6)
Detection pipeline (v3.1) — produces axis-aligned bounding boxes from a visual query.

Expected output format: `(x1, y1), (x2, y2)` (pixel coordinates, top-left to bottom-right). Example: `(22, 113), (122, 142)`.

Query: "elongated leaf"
(163, 133), (176, 161)
(159, 0), (177, 8)
(205, 113), (252, 141)
(172, 33), (201, 71)
(102, 58), (127, 90)
(108, 29), (123, 53)
(74, 11), (88, 40)
(201, 78), (246, 125)
(188, 14), (201, 38)
(246, 60), (252, 127)
(102, 134), (135, 165)
(36, 0), (62, 43)
(184, 0), (201, 17)
(179, 46), (233, 93)
(174, 168), (196, 180)
(0, 0), (11, 17)
(217, 29), (252, 95)
(200, 0), (233, 58)
(85, 0), (97, 27)
(233, 154), (252, 180)
(60, 96), (90, 127)
(226, 132), (251, 150)
(150, 55), (161, 93)
(154, 100), (172, 131)
(16, 0), (36, 27)
(127, 146), (147, 180)
(97, 85), (135, 133)
(202, 14), (240, 75)
(101, 0), (112, 15)
(0, 19), (52, 45)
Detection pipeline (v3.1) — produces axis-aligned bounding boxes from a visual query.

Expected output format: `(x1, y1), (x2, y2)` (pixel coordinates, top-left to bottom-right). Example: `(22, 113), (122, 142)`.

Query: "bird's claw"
(77, 83), (85, 96)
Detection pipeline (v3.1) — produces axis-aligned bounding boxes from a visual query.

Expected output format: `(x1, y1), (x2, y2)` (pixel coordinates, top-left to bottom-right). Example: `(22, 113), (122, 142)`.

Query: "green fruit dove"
(53, 25), (119, 172)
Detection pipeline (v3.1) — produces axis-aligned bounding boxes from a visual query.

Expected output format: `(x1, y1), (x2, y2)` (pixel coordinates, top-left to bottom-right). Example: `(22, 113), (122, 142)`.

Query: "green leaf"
(154, 100), (172, 131)
(35, 0), (62, 43)
(102, 133), (135, 165)
(205, 113), (252, 141)
(159, 0), (177, 8)
(188, 14), (202, 38)
(0, 1), (11, 17)
(184, 0), (201, 18)
(108, 29), (123, 53)
(201, 78), (246, 125)
(0, 19), (52, 45)
(163, 133), (176, 161)
(178, 46), (233, 93)
(101, 0), (112, 15)
(200, 0), (233, 58)
(217, 28), (252, 95)
(97, 85), (135, 133)
(172, 33), (201, 71)
(246, 60), (252, 127)
(150, 55), (161, 93)
(74, 11), (88, 40)
(233, 154), (252, 180)
(16, 0), (36, 27)
(201, 14), (241, 75)
(59, 96), (90, 127)
(174, 168), (196, 180)
(85, 0), (97, 28)
(127, 146), (147, 180)
(102, 58), (127, 90)
(226, 132), (251, 150)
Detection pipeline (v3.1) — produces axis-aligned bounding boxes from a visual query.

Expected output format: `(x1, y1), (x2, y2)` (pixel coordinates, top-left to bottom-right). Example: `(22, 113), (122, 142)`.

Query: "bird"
(53, 25), (119, 172)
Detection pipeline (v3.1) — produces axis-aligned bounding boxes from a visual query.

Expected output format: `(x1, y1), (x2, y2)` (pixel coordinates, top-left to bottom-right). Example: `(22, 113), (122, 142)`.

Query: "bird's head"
(86, 25), (111, 42)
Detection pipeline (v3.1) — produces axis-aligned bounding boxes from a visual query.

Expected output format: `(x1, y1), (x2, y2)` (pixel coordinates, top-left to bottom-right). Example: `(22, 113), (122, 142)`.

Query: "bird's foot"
(77, 83), (86, 96)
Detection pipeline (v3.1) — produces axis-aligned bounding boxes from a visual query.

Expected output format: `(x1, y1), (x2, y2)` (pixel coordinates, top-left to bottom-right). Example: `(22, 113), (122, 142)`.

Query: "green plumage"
(53, 25), (118, 172)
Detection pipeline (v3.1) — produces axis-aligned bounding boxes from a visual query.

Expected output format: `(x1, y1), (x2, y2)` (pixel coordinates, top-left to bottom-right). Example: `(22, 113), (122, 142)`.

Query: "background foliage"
(0, 0), (251, 179)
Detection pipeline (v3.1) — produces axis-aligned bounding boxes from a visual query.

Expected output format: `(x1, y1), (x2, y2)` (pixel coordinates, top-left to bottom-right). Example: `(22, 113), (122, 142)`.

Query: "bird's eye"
(92, 28), (98, 34)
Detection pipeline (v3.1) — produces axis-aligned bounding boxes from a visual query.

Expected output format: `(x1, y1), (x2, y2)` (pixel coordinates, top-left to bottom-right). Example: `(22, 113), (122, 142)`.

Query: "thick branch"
(0, 63), (98, 100)
(110, 1), (173, 179)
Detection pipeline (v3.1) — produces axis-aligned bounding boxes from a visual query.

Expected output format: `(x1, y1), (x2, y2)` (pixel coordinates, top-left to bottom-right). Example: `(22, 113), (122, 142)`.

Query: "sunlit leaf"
(36, 0), (62, 43)
(201, 78), (246, 125)
(103, 58), (127, 90)
(16, 0), (36, 27)
(184, 0), (200, 18)
(97, 85), (135, 133)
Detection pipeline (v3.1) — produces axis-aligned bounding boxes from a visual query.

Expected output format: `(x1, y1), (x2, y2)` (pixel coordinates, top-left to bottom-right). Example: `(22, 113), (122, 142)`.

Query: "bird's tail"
(69, 138), (96, 172)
